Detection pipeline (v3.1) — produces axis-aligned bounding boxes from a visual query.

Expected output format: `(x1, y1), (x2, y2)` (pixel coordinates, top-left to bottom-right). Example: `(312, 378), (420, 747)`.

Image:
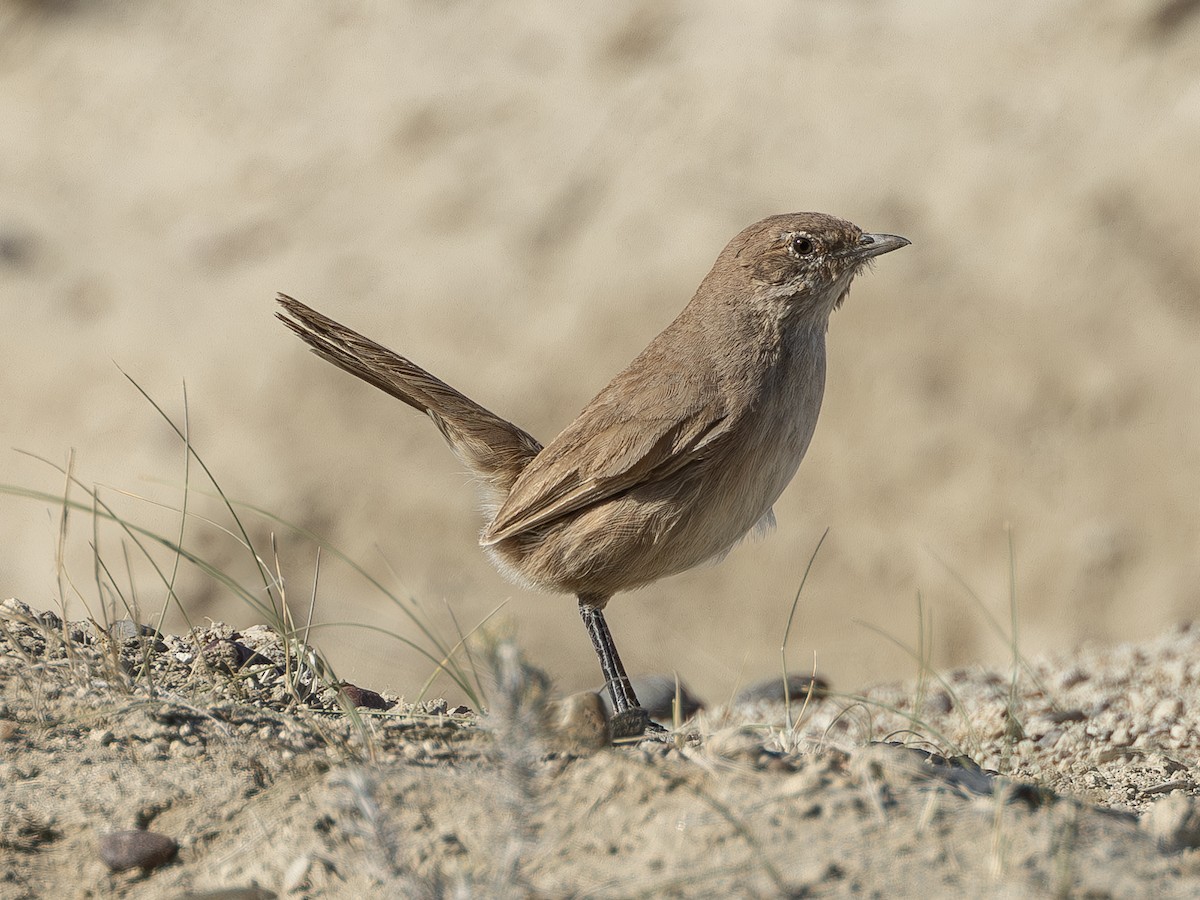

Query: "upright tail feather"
(276, 293), (542, 499)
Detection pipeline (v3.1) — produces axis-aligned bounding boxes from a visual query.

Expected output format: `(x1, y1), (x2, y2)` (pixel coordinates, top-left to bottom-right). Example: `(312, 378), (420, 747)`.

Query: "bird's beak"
(853, 232), (911, 259)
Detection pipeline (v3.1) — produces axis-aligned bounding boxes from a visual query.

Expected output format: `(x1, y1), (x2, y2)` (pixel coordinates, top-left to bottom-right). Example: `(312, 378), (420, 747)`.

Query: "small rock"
(548, 690), (611, 751)
(1142, 779), (1196, 797)
(735, 673), (829, 708)
(1142, 794), (1200, 852)
(338, 683), (394, 710)
(861, 742), (1001, 798)
(597, 674), (704, 722)
(1046, 708), (1087, 724)
(98, 830), (178, 872)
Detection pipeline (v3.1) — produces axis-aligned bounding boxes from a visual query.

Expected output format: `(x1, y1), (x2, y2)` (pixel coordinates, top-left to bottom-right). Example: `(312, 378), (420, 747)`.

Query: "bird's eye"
(790, 235), (815, 256)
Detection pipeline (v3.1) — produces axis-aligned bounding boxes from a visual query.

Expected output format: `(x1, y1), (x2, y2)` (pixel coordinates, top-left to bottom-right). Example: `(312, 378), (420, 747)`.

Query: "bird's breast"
(709, 332), (827, 538)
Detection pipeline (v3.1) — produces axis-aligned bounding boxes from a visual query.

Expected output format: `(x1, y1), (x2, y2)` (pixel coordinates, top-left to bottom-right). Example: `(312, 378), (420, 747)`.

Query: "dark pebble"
(735, 673), (830, 707)
(598, 674), (704, 722)
(339, 682), (394, 710)
(98, 830), (178, 872)
(1046, 708), (1087, 724)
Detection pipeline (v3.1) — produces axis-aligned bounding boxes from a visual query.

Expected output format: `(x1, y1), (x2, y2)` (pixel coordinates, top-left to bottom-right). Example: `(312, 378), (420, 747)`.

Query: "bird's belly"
(491, 336), (827, 598)
(678, 413), (817, 563)
(497, 405), (820, 597)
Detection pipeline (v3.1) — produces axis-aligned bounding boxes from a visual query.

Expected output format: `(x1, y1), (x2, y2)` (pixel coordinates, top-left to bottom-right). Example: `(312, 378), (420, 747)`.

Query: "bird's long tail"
(276, 293), (542, 499)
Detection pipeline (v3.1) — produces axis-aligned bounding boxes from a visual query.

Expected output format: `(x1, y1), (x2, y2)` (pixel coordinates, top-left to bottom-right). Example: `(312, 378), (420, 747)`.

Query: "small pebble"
(597, 674), (704, 722)
(338, 683), (393, 710)
(735, 673), (830, 708)
(1047, 708), (1087, 724)
(98, 830), (178, 872)
(549, 690), (611, 751)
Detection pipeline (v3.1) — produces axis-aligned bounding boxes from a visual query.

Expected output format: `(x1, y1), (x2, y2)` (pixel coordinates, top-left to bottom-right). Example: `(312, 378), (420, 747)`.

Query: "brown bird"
(277, 212), (908, 735)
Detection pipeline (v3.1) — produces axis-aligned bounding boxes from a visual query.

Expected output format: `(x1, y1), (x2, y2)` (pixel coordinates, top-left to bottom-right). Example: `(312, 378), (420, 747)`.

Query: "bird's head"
(719, 212), (909, 324)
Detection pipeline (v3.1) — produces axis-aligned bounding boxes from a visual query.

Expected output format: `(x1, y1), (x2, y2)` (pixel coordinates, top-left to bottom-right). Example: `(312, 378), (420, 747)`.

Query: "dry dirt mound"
(3, 600), (1200, 898)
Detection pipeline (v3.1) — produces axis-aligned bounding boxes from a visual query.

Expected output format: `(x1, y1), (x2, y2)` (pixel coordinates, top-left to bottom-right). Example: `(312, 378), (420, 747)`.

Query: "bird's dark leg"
(579, 597), (640, 711)
(578, 596), (653, 737)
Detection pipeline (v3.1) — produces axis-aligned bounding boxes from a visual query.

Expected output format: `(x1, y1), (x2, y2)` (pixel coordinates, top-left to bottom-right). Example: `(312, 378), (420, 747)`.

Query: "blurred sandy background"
(1, 1), (1198, 704)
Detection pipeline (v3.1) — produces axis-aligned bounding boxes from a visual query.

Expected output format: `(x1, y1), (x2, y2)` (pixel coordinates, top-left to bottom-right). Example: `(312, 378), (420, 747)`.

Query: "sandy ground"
(2, 2), (1200, 735)
(7, 598), (1200, 898)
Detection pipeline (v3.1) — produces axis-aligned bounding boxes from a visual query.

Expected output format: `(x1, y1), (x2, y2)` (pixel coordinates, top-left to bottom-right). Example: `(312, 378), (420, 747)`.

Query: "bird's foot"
(610, 707), (670, 741)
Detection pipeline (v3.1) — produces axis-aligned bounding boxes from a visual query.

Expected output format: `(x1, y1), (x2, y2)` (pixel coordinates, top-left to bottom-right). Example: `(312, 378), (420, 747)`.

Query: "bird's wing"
(480, 375), (732, 545)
